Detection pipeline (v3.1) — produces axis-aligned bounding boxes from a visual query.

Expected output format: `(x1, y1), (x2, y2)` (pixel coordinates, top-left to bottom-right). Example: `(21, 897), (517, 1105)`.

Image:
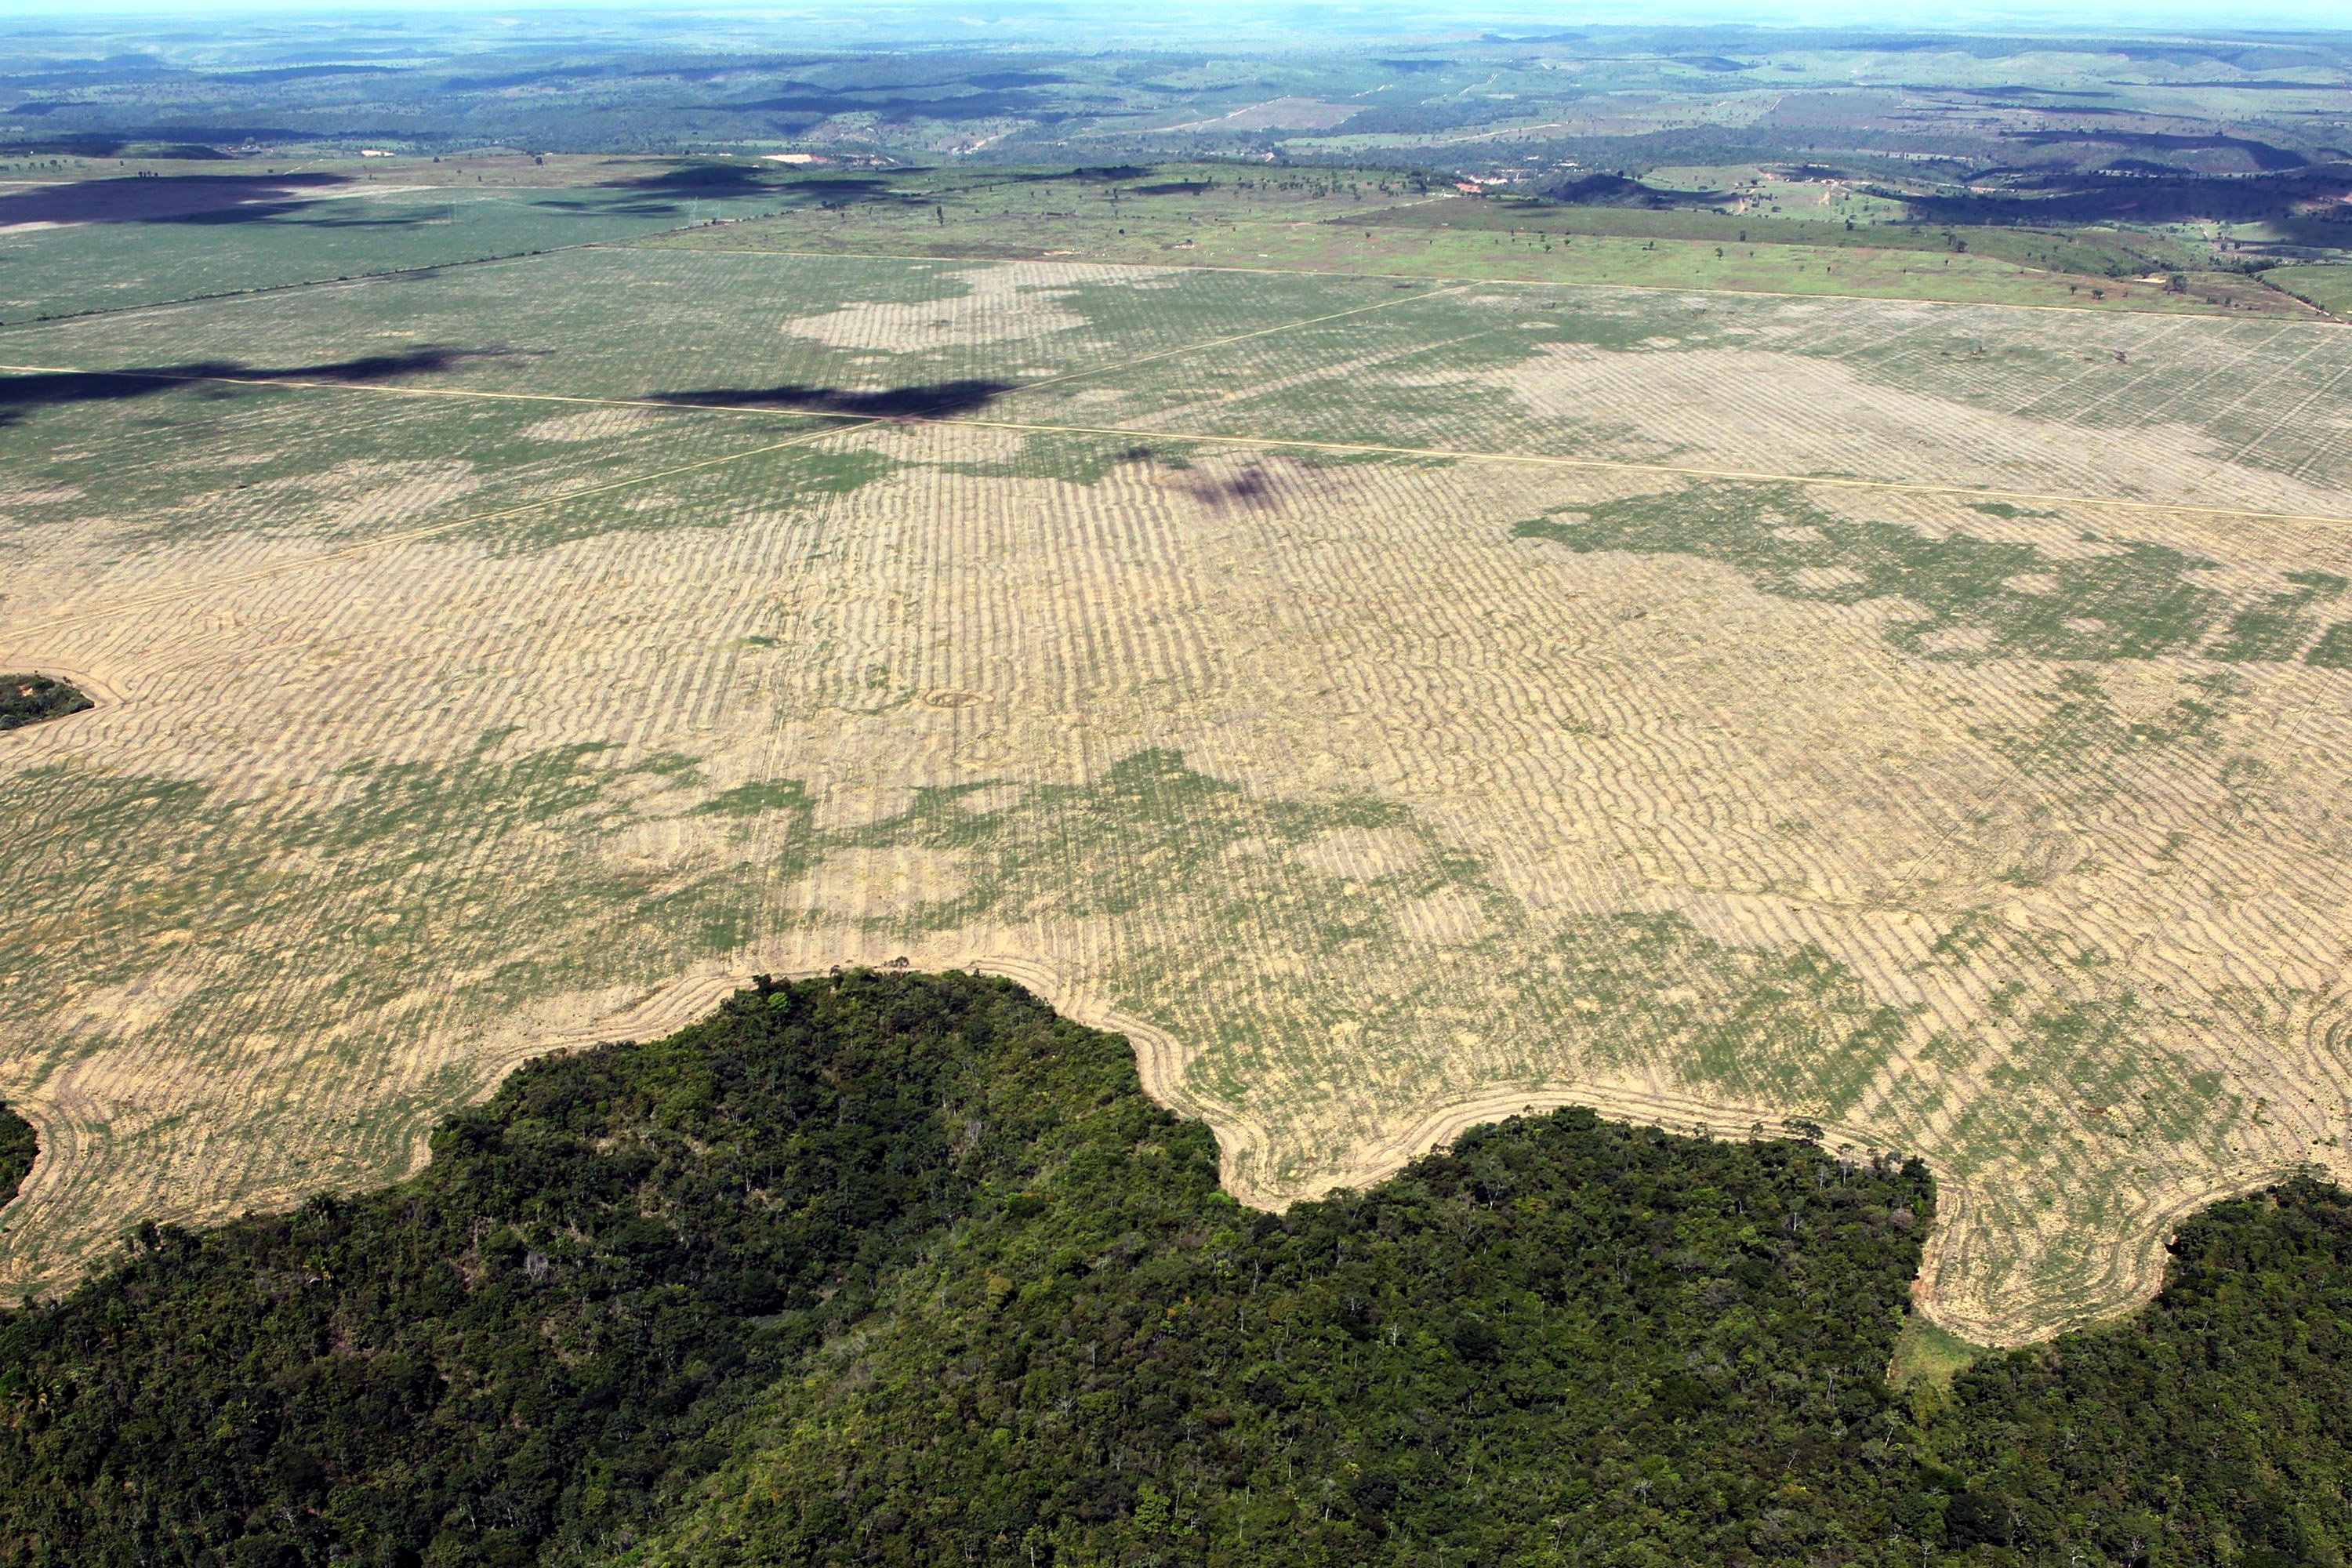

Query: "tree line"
(0, 971), (2342, 1566)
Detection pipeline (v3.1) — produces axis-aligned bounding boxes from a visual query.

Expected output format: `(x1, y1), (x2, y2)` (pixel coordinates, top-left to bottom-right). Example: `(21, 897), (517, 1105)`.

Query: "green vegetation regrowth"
(1515, 486), (2352, 671)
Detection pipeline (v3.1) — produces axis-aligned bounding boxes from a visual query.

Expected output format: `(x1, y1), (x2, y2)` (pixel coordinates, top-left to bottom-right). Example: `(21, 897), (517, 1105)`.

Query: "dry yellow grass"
(3, 256), (2351, 1348)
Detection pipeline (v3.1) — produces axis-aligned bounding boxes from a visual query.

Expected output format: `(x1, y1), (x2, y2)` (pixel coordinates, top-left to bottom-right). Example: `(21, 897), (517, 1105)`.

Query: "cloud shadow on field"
(0, 172), (353, 228)
(1178, 460), (1279, 510)
(579, 169), (924, 214)
(650, 378), (1017, 419)
(597, 162), (776, 192)
(0, 347), (513, 426)
(532, 195), (698, 219)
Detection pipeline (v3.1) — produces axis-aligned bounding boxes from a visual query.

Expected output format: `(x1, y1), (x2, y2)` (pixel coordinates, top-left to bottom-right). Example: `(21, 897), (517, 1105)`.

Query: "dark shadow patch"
(181, 207), (445, 230)
(0, 347), (511, 426)
(599, 162), (774, 192)
(532, 195), (691, 218)
(0, 172), (349, 227)
(650, 379), (1015, 419)
(1878, 163), (2351, 226)
(1542, 172), (1728, 209)
(586, 166), (931, 216)
(2005, 128), (2310, 172)
(775, 178), (924, 207)
(1178, 461), (1279, 510)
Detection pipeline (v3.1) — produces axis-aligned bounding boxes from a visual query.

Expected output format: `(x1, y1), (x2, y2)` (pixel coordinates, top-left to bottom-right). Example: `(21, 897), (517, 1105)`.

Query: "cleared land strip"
(6, 357), (2350, 575)
(2, 238), (616, 331)
(0, 418), (862, 633)
(0, 283), (1464, 430)
(0, 292), (1465, 634)
(5, 400), (2343, 1339)
(4, 365), (2349, 646)
(921, 414), (2352, 531)
(600, 241), (2338, 320)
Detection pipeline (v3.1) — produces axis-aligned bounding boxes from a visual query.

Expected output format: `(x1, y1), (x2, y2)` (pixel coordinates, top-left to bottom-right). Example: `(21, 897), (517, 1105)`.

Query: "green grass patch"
(2207, 570), (2346, 662)
(0, 180), (795, 324)
(1888, 1309), (1991, 1390)
(691, 779), (813, 819)
(849, 750), (1910, 1125)
(936, 428), (1172, 486)
(1515, 482), (2225, 662)
(2263, 263), (2352, 316)
(1964, 668), (2225, 772)
(2302, 619), (2352, 669)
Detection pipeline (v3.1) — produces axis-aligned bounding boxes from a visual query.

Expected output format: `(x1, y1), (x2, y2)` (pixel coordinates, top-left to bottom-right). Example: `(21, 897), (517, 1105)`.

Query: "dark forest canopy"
(0, 971), (2346, 1566)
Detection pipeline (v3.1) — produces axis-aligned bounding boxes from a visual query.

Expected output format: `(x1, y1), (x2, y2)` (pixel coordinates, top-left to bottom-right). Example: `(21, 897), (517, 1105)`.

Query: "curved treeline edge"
(0, 971), (2343, 1566)
(0, 1103), (31, 1214)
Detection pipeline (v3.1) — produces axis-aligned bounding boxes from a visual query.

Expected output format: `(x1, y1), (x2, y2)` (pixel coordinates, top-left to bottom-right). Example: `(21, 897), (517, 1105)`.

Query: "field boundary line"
(0, 282), (1460, 419)
(980, 278), (1468, 400)
(0, 420), (869, 636)
(0, 282), (1467, 636)
(7, 356), (2347, 531)
(596, 241), (2342, 324)
(0, 361), (804, 417)
(918, 412), (2352, 531)
(0, 199), (788, 333)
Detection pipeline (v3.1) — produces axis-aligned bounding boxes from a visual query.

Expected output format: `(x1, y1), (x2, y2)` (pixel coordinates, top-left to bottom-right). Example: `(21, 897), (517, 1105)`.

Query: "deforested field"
(4, 244), (2352, 1345)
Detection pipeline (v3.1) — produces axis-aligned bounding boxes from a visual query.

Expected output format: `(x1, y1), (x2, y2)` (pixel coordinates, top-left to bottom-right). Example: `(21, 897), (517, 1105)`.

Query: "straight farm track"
(3, 245), (2351, 1345)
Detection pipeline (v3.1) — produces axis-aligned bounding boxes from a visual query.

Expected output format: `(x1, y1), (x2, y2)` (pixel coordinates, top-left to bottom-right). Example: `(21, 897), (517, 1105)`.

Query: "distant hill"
(1543, 172), (1728, 209)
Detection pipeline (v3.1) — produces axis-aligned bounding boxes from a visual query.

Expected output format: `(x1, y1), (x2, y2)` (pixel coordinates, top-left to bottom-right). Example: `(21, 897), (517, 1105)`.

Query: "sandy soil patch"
(778, 262), (1127, 351)
(793, 848), (967, 919)
(56, 972), (205, 1038)
(1287, 826), (1428, 881)
(522, 408), (664, 443)
(0, 484), (85, 508)
(1163, 96), (1360, 132)
(1393, 887), (1488, 946)
(1914, 624), (1998, 655)
(250, 459), (479, 532)
(1481, 343), (2352, 517)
